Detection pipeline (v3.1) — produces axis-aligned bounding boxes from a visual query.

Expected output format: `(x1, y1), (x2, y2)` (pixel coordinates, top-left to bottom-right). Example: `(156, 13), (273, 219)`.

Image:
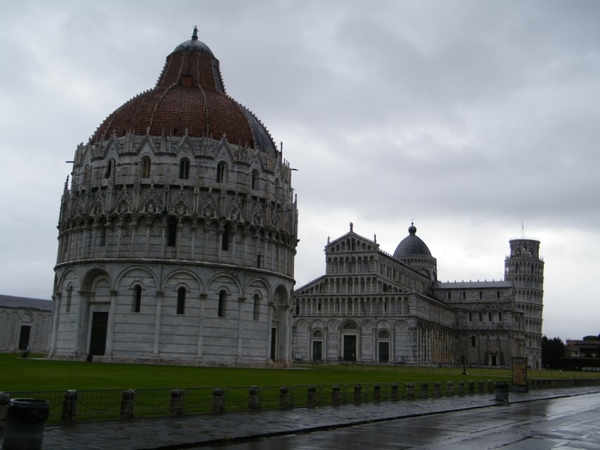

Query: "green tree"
(542, 336), (565, 369)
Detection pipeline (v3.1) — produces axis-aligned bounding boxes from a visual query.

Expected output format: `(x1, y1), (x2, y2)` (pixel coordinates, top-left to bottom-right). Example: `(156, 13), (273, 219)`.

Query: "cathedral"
(47, 29), (544, 369)
(292, 223), (544, 369)
(48, 29), (298, 366)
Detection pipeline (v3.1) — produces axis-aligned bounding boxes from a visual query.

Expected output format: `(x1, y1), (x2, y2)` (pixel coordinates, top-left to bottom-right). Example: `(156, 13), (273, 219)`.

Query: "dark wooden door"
(89, 312), (108, 355)
(343, 335), (356, 361)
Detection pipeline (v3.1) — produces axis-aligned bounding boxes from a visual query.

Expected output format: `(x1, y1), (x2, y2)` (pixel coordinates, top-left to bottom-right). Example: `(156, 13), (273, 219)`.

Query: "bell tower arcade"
(504, 238), (544, 369)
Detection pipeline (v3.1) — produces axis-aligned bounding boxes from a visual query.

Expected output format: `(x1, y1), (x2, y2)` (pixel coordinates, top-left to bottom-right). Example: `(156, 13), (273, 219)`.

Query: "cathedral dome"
(91, 27), (277, 155)
(393, 223), (432, 258)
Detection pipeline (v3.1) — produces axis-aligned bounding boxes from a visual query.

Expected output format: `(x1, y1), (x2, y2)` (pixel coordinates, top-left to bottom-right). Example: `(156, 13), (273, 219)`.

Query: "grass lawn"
(1, 353), (597, 393)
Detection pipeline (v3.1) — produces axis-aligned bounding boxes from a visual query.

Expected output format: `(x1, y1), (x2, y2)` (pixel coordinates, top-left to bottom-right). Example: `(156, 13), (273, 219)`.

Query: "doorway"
(18, 325), (31, 350)
(312, 340), (323, 361)
(89, 312), (108, 356)
(378, 341), (390, 362)
(343, 335), (357, 361)
(270, 327), (277, 361)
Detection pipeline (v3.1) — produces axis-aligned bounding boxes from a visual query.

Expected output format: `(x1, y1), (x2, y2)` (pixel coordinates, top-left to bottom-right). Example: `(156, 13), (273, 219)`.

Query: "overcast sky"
(1, 1), (599, 341)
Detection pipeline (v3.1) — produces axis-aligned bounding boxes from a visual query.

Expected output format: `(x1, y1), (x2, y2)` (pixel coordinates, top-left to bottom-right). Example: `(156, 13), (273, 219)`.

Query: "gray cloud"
(1, 0), (598, 340)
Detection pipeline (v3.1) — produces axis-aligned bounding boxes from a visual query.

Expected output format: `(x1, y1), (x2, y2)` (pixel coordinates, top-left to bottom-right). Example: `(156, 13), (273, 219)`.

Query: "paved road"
(4, 387), (599, 449)
(206, 393), (600, 449)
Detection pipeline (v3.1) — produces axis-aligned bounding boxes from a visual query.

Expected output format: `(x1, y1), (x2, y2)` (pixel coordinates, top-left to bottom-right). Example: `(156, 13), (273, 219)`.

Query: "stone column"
(104, 290), (118, 358)
(237, 296), (246, 359)
(197, 293), (207, 358)
(153, 290), (164, 356)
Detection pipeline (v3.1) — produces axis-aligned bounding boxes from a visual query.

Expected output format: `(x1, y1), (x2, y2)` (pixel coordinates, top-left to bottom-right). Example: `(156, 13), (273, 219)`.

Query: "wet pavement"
(213, 393), (600, 449)
(4, 386), (600, 449)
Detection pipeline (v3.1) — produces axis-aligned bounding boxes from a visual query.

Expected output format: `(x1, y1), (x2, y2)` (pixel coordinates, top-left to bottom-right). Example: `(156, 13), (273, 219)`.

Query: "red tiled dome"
(91, 28), (276, 154)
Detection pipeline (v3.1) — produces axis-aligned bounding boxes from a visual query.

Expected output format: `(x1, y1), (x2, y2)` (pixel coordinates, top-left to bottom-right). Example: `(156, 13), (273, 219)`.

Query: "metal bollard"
(390, 383), (399, 401)
(468, 381), (475, 394)
(2, 398), (50, 450)
(458, 381), (465, 396)
(446, 381), (454, 396)
(434, 382), (441, 397)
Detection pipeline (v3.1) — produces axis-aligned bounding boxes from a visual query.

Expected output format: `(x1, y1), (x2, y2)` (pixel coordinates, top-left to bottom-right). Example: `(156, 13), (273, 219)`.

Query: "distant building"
(292, 223), (544, 368)
(0, 295), (52, 353)
(48, 29), (298, 366)
(565, 339), (600, 358)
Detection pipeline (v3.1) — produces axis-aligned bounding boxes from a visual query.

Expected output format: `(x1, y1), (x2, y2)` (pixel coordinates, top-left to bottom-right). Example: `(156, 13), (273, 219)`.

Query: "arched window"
(313, 330), (323, 338)
(378, 330), (389, 339)
(66, 285), (73, 313)
(253, 293), (260, 321)
(216, 162), (226, 183)
(218, 290), (227, 317)
(470, 336), (477, 347)
(132, 285), (142, 313)
(98, 220), (107, 247)
(179, 158), (190, 179)
(105, 159), (115, 179)
(167, 218), (177, 247)
(177, 287), (186, 315)
(221, 225), (230, 251)
(141, 156), (151, 178)
(343, 322), (357, 330)
(251, 170), (259, 190)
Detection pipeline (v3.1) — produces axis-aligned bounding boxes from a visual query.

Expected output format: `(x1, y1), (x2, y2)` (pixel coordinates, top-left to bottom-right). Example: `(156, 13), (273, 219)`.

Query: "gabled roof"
(0, 294), (53, 311)
(326, 227), (379, 251)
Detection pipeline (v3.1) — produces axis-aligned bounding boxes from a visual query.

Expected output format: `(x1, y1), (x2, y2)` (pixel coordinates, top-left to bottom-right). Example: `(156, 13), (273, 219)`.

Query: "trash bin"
(2, 398), (49, 450)
(495, 382), (509, 402)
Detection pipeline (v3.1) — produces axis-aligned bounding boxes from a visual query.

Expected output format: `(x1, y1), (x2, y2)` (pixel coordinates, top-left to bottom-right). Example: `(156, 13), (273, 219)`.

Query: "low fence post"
(406, 382), (415, 399)
(211, 388), (224, 413)
(487, 380), (494, 393)
(478, 381), (485, 394)
(331, 385), (341, 406)
(169, 389), (183, 416)
(390, 383), (399, 401)
(279, 387), (291, 409)
(420, 382), (429, 399)
(307, 386), (318, 407)
(248, 387), (260, 411)
(446, 381), (454, 396)
(61, 390), (79, 423)
(434, 382), (441, 397)
(0, 392), (10, 430)
(353, 384), (362, 403)
(120, 389), (135, 419)
(458, 381), (465, 396)
(373, 384), (381, 401)
(468, 381), (475, 394)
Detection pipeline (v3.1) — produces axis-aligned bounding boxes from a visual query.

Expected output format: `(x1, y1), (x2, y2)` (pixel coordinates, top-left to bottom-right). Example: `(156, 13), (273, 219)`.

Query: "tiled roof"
(0, 294), (52, 311)
(91, 32), (276, 155)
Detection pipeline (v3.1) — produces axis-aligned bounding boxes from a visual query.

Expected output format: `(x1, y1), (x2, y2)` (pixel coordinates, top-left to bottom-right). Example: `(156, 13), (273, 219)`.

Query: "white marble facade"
(292, 225), (544, 368)
(48, 30), (298, 367)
